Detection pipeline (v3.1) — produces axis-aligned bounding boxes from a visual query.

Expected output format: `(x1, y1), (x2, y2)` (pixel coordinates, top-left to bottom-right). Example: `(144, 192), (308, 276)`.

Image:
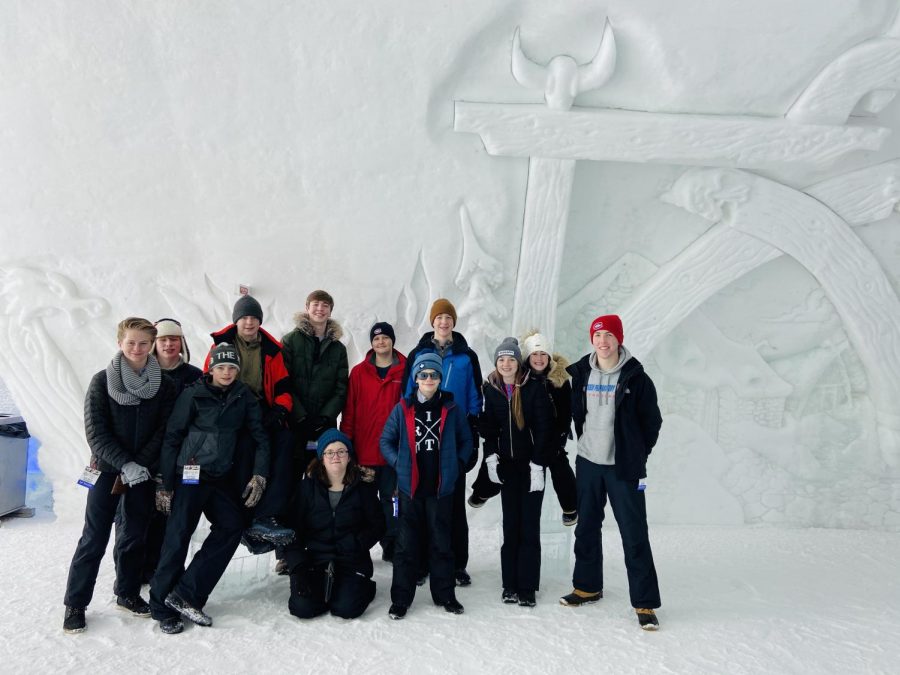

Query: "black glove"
(311, 415), (334, 439)
(263, 405), (289, 431)
(468, 415), (481, 450)
(464, 416), (479, 472)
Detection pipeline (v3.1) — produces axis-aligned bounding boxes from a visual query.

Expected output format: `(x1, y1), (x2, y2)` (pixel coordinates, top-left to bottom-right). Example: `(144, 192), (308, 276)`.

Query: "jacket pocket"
(178, 430), (220, 469)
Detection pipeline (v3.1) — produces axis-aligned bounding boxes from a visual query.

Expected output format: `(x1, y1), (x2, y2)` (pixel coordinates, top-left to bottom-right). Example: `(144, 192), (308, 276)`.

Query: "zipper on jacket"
(507, 394), (514, 460)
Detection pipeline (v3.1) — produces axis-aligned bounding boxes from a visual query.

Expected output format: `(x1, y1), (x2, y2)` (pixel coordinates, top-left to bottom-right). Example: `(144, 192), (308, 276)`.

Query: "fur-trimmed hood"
(544, 353), (571, 389)
(292, 311), (344, 342)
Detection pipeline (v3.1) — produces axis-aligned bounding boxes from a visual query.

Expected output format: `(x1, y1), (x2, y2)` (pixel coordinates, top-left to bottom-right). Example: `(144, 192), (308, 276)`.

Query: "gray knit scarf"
(106, 352), (162, 405)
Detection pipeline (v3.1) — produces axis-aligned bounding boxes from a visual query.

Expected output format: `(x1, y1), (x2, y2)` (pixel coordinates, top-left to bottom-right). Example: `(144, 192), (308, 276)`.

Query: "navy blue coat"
(379, 392), (473, 499)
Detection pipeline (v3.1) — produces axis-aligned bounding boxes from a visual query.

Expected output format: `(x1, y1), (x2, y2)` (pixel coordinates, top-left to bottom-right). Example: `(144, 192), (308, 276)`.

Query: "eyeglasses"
(323, 449), (349, 458)
(416, 371), (441, 381)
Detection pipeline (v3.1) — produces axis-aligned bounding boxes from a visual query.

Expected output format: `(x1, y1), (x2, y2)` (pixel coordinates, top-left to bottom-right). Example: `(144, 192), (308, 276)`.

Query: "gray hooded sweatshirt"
(576, 346), (631, 465)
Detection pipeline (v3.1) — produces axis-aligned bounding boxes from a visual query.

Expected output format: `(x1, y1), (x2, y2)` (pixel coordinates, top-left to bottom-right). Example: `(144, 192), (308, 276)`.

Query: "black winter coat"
(283, 475), (385, 577)
(158, 378), (270, 491)
(568, 354), (662, 481)
(524, 354), (573, 453)
(163, 361), (203, 394)
(83, 370), (177, 474)
(478, 373), (555, 467)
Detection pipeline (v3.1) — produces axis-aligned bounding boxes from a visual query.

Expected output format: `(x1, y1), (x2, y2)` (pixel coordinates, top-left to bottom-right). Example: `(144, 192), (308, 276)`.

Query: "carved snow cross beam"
(453, 21), (897, 338)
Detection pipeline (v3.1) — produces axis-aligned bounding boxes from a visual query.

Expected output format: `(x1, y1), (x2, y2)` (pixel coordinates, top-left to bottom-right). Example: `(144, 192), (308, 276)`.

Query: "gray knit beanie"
(232, 295), (263, 324)
(494, 337), (522, 366)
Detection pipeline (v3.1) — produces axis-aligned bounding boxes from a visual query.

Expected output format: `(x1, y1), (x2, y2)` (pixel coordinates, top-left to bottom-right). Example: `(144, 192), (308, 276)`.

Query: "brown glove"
(155, 488), (173, 515)
(242, 475), (267, 508)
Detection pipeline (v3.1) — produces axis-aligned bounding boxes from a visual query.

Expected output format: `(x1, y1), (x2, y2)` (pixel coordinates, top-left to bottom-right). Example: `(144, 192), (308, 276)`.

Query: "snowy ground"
(1, 504), (898, 675)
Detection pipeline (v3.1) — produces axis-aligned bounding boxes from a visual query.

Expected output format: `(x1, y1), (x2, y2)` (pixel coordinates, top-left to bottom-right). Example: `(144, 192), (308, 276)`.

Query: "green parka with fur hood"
(281, 312), (349, 426)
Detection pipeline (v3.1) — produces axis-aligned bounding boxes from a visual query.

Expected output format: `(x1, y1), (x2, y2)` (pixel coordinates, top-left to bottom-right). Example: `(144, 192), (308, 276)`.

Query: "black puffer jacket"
(478, 372), (555, 467)
(283, 474), (385, 577)
(83, 370), (177, 474)
(524, 352), (573, 453)
(568, 353), (662, 481)
(158, 378), (271, 491)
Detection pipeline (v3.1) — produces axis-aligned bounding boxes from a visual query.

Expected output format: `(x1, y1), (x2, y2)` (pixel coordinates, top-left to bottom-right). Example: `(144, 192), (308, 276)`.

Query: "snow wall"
(2, 0), (899, 530)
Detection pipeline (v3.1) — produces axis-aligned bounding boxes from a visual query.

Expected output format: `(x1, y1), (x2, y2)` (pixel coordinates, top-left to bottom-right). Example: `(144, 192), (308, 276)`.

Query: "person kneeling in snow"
(380, 352), (473, 619)
(150, 343), (270, 634)
(283, 429), (385, 620)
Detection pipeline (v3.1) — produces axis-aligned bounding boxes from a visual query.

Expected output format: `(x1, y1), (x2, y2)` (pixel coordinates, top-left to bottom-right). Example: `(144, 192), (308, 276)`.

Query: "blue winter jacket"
(379, 392), (473, 499)
(402, 331), (483, 418)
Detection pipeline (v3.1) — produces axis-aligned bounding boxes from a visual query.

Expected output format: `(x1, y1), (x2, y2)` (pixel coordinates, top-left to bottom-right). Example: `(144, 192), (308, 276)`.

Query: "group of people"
(62, 292), (664, 635)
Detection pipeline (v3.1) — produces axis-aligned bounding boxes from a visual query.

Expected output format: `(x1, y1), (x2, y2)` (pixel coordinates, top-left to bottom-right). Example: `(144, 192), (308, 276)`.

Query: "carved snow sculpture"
(804, 160), (900, 226)
(454, 22), (891, 340)
(626, 159), (900, 358)
(788, 37), (900, 124)
(454, 204), (507, 358)
(654, 311), (792, 433)
(392, 249), (433, 350)
(0, 267), (109, 515)
(557, 252), (658, 356)
(511, 20), (617, 112)
(663, 167), (900, 465)
(160, 273), (289, 358)
(509, 157), (577, 336)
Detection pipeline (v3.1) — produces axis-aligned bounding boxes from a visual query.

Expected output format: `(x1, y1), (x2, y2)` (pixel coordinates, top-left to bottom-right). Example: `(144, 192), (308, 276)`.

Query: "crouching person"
(380, 353), (473, 620)
(284, 430), (385, 620)
(150, 343), (270, 634)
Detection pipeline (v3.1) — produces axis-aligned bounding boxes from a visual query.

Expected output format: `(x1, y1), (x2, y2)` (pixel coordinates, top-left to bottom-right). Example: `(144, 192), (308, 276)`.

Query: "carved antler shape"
(511, 19), (616, 111)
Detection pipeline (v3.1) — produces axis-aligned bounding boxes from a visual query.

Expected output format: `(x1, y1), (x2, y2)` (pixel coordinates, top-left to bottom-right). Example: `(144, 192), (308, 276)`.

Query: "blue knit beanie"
(316, 428), (353, 459)
(412, 352), (443, 380)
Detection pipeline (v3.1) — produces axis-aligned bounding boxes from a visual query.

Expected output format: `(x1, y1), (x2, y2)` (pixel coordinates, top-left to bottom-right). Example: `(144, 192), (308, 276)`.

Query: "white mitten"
(529, 462), (545, 492)
(486, 454), (502, 484)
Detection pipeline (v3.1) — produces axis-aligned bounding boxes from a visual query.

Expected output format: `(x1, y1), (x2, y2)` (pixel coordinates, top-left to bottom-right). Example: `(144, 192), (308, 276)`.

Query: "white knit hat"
(521, 332), (552, 360)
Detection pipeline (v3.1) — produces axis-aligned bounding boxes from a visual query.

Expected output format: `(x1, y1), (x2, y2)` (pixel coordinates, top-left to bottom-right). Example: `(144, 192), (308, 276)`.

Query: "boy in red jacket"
(340, 322), (406, 562)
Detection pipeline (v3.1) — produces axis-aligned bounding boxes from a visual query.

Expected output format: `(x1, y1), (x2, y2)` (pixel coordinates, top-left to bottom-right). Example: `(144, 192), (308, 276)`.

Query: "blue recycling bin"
(0, 415), (28, 517)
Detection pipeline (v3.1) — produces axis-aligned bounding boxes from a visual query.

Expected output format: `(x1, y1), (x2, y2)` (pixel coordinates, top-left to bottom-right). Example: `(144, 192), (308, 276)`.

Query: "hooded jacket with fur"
(281, 312), (349, 424)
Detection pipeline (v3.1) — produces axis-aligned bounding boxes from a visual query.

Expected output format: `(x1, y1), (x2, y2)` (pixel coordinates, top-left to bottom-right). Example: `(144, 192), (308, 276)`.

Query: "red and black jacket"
(205, 324), (293, 413)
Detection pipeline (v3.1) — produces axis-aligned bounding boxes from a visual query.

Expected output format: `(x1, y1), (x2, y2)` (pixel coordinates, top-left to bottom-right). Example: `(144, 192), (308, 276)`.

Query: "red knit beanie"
(589, 314), (623, 344)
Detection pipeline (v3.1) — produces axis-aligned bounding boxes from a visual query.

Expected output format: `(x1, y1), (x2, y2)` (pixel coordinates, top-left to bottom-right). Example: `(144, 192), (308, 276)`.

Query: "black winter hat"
(232, 295), (263, 324)
(209, 342), (241, 371)
(370, 321), (396, 345)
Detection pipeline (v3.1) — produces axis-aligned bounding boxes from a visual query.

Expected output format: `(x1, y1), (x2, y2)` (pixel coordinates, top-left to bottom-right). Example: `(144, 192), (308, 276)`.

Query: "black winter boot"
(164, 592), (213, 627)
(159, 617), (184, 634)
(63, 607), (86, 634)
(116, 595), (151, 617)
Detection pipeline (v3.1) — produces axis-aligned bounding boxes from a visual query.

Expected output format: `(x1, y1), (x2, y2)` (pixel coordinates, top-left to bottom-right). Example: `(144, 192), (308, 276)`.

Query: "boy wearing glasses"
(402, 299), (483, 586)
(380, 352), (473, 619)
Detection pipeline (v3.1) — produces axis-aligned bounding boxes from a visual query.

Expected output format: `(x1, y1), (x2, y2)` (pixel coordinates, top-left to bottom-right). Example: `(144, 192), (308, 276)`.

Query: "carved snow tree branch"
(660, 169), (900, 465)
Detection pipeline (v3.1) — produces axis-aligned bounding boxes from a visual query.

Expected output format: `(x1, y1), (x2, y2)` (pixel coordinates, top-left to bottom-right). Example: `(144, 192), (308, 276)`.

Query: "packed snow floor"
(1, 504), (898, 675)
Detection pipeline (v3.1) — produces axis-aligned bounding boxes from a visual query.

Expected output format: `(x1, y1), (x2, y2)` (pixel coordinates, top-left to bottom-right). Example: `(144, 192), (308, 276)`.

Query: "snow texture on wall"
(1, 0), (899, 529)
